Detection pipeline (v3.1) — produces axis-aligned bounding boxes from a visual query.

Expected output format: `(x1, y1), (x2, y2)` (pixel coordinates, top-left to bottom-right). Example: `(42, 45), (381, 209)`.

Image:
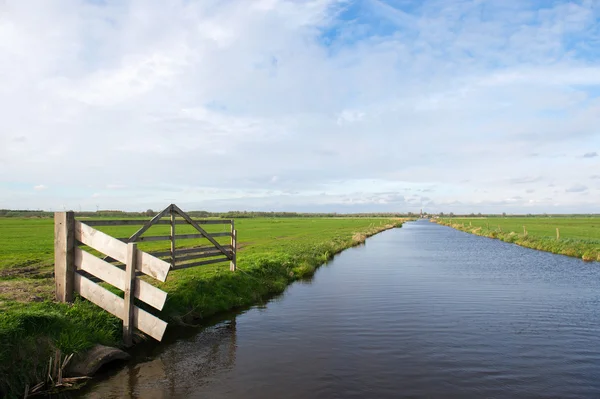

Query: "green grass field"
(0, 216), (405, 397)
(436, 217), (600, 261)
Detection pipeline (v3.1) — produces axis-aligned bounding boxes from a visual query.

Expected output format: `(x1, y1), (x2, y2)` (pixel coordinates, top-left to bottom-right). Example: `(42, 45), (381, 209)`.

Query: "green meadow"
(436, 217), (600, 261)
(0, 216), (405, 397)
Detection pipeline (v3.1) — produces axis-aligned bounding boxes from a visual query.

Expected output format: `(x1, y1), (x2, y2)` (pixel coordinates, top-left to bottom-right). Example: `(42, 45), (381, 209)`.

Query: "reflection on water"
(82, 320), (237, 399)
(79, 221), (600, 398)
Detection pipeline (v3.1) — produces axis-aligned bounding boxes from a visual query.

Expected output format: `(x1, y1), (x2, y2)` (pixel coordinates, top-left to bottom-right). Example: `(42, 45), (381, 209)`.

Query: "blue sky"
(0, 0), (599, 213)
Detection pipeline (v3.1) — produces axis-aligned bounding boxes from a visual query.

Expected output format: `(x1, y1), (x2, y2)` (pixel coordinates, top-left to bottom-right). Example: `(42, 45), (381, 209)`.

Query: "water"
(80, 221), (600, 398)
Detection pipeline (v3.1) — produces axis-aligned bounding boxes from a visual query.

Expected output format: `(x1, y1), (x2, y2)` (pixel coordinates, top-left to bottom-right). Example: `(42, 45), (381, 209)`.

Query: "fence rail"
(54, 204), (238, 344)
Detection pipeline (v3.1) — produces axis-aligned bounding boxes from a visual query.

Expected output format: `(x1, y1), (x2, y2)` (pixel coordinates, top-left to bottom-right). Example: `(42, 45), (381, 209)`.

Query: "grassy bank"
(434, 217), (600, 262)
(0, 217), (406, 397)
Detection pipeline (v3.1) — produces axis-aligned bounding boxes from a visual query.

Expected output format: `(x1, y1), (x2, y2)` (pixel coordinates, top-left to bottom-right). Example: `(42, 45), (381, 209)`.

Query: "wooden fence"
(54, 204), (237, 344)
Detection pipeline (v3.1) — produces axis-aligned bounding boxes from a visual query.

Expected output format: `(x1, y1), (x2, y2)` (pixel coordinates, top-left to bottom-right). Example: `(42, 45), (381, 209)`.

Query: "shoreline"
(1, 218), (406, 398)
(433, 219), (600, 262)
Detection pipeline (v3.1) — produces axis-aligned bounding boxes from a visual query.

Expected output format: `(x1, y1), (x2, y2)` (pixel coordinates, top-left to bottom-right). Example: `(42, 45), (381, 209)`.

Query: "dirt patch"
(0, 265), (53, 279)
(0, 279), (54, 304)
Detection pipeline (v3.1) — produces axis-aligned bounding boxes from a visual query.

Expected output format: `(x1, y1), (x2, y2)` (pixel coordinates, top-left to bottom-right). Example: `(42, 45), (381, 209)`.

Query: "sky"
(1, 0), (599, 214)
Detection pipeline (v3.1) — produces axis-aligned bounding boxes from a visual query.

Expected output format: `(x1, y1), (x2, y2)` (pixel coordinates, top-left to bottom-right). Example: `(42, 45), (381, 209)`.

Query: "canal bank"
(434, 218), (600, 262)
(1, 218), (405, 398)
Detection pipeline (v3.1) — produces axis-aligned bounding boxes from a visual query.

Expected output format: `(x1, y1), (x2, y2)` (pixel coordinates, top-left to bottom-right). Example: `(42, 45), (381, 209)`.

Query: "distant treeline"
(2, 209), (598, 219)
(0, 209), (412, 219)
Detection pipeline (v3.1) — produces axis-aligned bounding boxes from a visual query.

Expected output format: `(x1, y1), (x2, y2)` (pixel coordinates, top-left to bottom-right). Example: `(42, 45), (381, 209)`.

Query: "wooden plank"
(176, 250), (227, 263)
(127, 205), (172, 243)
(174, 257), (229, 270)
(171, 204), (233, 260)
(149, 245), (232, 258)
(137, 251), (170, 282)
(123, 233), (230, 242)
(74, 248), (167, 310)
(82, 220), (148, 226)
(75, 221), (170, 282)
(74, 272), (122, 319)
(176, 245), (232, 255)
(55, 212), (75, 302)
(74, 273), (167, 341)
(86, 219), (232, 226)
(209, 232), (232, 238)
(126, 235), (171, 242)
(133, 306), (168, 342)
(174, 219), (232, 225)
(123, 243), (137, 346)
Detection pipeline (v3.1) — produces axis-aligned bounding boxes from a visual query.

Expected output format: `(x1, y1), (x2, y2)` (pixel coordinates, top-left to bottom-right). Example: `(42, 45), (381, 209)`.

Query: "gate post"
(170, 207), (176, 269)
(123, 242), (137, 346)
(230, 221), (237, 272)
(55, 211), (75, 303)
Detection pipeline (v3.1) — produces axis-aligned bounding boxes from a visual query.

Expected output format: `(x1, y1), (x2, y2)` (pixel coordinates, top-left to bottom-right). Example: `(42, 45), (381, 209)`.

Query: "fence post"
(123, 242), (137, 346)
(230, 221), (237, 272)
(55, 211), (75, 303)
(556, 227), (560, 240)
(170, 208), (176, 269)
(523, 226), (527, 236)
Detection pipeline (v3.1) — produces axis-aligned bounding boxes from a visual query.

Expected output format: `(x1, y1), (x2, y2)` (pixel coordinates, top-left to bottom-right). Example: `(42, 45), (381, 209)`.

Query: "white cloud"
(1, 0), (599, 213)
(33, 184), (47, 191)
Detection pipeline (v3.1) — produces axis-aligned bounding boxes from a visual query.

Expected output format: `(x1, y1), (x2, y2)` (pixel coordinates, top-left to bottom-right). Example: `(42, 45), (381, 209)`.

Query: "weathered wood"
(230, 229), (237, 272)
(149, 245), (233, 258)
(170, 210), (176, 269)
(132, 306), (168, 342)
(123, 243), (137, 346)
(82, 220), (148, 226)
(171, 204), (232, 260)
(81, 219), (231, 226)
(174, 257), (229, 270)
(176, 250), (227, 263)
(523, 226), (527, 236)
(127, 205), (173, 243)
(55, 212), (75, 302)
(123, 232), (231, 242)
(74, 273), (122, 318)
(556, 227), (560, 240)
(74, 248), (167, 310)
(73, 273), (167, 341)
(75, 221), (170, 282)
(177, 245), (232, 255)
(207, 232), (232, 238)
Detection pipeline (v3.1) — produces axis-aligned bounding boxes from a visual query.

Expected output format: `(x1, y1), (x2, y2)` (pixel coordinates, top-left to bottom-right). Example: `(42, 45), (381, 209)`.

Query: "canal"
(80, 220), (600, 398)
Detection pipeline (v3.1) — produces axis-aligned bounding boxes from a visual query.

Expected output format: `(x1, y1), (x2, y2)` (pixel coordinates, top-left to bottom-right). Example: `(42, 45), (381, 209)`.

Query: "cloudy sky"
(1, 0), (599, 213)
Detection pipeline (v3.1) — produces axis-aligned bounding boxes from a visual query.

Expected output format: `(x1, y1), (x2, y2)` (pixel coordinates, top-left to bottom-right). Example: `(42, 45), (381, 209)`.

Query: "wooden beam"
(174, 257), (229, 270)
(74, 248), (167, 310)
(176, 250), (226, 263)
(127, 205), (173, 243)
(149, 245), (232, 258)
(230, 228), (237, 272)
(74, 273), (168, 341)
(82, 220), (148, 226)
(74, 272), (122, 319)
(55, 212), (75, 302)
(75, 221), (170, 282)
(170, 209), (176, 269)
(122, 232), (231, 242)
(80, 219), (231, 226)
(123, 243), (137, 346)
(171, 204), (232, 259)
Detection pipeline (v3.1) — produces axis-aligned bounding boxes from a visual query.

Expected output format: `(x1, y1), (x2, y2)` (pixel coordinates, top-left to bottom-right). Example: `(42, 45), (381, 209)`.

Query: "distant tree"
(449, 212), (454, 217)
(502, 212), (507, 217)
(439, 212), (444, 217)
(145, 209), (155, 217)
